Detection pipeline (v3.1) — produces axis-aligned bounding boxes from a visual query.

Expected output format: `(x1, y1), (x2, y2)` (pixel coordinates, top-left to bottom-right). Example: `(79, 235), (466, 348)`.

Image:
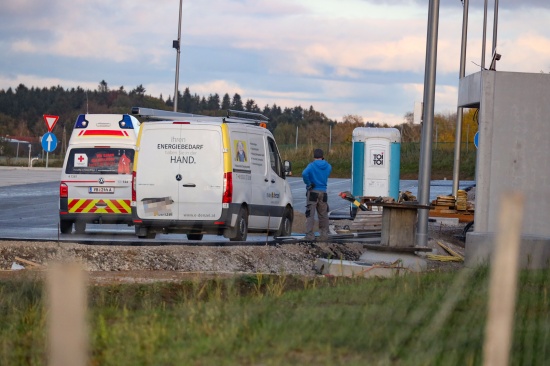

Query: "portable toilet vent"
(351, 127), (401, 202)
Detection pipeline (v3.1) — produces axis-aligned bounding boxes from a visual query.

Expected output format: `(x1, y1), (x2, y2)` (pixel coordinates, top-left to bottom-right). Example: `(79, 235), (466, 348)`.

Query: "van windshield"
(65, 148), (135, 175)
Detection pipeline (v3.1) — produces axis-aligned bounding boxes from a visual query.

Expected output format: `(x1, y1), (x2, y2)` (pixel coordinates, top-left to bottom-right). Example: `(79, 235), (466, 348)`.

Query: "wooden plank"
(362, 244), (432, 253)
(429, 210), (474, 223)
(380, 206), (417, 248)
(350, 210), (383, 232)
(15, 256), (43, 268)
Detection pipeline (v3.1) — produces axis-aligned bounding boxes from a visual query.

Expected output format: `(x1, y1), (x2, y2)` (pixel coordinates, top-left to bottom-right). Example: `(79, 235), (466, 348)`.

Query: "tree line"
(0, 80), (477, 157)
(0, 80), (340, 138)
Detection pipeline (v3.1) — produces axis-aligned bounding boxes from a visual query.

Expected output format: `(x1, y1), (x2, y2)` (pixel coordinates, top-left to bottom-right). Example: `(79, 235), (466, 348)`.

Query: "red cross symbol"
(77, 155), (85, 163)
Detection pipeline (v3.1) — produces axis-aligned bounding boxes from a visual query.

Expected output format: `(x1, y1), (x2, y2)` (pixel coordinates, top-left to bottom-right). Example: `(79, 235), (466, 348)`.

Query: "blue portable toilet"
(351, 127), (401, 201)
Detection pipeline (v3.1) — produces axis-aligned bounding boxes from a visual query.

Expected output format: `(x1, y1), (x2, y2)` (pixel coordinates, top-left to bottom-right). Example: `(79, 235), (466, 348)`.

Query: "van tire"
(60, 220), (73, 234)
(274, 207), (293, 237)
(228, 207), (248, 241)
(187, 233), (203, 241)
(75, 221), (86, 234)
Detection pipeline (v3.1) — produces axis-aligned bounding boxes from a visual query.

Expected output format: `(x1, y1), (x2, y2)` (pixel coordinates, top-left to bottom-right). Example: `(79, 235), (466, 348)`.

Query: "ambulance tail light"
(223, 172), (233, 203)
(60, 182), (68, 198)
(132, 171), (137, 202)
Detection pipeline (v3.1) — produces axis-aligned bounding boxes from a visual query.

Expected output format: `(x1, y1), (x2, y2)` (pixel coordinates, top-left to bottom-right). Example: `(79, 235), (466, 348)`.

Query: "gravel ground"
(0, 213), (468, 284)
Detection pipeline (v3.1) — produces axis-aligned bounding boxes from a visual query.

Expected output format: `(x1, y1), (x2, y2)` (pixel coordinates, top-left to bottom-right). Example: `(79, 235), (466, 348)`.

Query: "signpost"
(44, 115), (59, 132)
(42, 115), (60, 168)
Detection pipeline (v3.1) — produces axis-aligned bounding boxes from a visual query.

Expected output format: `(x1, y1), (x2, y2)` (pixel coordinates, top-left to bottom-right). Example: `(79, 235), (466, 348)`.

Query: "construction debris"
(426, 241), (464, 262)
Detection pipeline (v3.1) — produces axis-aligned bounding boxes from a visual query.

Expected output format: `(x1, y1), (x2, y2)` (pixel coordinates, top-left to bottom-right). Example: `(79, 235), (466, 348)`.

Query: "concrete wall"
(459, 71), (550, 266)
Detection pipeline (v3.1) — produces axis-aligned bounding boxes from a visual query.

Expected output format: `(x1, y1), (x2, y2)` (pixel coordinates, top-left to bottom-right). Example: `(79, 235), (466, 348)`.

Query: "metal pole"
(481, 0), (488, 69)
(452, 0), (469, 198)
(492, 0), (499, 55)
(173, 0), (183, 112)
(295, 126), (298, 150)
(416, 0), (440, 247)
(329, 124), (332, 152)
(466, 124), (470, 153)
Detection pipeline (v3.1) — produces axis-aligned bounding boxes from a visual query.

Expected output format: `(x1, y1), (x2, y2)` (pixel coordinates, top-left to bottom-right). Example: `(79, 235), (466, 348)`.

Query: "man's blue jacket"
(302, 159), (332, 192)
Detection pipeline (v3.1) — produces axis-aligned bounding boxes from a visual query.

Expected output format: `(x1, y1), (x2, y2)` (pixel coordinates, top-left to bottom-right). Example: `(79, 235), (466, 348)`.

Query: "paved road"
(0, 167), (474, 243)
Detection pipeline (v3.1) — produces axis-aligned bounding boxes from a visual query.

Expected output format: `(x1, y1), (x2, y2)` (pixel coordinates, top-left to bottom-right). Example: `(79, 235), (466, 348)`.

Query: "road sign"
(43, 114), (59, 132)
(474, 131), (479, 149)
(41, 132), (58, 153)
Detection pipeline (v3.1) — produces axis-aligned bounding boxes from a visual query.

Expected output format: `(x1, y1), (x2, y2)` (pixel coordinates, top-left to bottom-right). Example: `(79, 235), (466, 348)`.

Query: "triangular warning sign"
(43, 114), (59, 132)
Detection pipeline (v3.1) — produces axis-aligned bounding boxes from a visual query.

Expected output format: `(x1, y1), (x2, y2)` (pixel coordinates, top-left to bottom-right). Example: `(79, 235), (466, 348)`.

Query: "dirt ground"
(0, 212), (468, 284)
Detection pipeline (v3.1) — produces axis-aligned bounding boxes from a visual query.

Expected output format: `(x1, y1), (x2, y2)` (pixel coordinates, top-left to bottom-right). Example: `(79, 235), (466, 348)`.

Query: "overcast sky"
(1, 0), (550, 125)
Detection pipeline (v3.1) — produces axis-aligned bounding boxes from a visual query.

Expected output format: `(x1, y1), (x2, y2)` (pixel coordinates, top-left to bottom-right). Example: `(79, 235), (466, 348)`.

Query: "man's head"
(313, 148), (324, 159)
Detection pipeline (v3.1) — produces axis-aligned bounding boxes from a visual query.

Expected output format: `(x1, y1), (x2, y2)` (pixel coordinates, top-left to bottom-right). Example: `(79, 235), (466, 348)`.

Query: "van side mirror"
(284, 160), (292, 176)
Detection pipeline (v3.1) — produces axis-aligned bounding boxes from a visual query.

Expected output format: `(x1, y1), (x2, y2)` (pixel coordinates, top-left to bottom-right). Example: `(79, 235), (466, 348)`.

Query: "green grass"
(1, 268), (550, 365)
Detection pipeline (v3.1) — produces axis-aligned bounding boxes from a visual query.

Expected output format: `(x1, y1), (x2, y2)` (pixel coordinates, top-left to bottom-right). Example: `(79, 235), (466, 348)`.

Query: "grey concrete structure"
(458, 71), (550, 268)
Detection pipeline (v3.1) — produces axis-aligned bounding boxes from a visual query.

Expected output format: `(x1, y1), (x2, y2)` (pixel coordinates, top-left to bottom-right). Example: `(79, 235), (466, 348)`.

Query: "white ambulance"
(59, 114), (140, 234)
(131, 107), (294, 241)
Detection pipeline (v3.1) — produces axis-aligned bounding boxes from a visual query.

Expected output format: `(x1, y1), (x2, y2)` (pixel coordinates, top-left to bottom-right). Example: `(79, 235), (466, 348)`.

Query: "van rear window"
(65, 148), (135, 175)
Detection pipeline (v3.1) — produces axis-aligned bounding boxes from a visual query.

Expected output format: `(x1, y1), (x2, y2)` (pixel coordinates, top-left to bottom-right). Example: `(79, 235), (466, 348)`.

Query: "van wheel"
(228, 207), (248, 242)
(136, 225), (156, 239)
(187, 233), (203, 241)
(60, 220), (73, 234)
(274, 207), (293, 237)
(75, 221), (86, 234)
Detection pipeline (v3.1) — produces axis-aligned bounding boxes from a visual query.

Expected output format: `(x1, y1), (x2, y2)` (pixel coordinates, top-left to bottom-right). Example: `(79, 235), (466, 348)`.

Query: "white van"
(59, 114), (140, 234)
(131, 107), (293, 241)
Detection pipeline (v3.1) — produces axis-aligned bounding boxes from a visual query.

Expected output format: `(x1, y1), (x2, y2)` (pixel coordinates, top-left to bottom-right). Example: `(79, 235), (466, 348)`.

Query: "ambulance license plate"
(89, 186), (115, 194)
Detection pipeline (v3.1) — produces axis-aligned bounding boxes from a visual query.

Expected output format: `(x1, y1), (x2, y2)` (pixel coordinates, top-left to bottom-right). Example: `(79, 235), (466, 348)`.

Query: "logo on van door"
(234, 140), (248, 162)
(266, 191), (281, 204)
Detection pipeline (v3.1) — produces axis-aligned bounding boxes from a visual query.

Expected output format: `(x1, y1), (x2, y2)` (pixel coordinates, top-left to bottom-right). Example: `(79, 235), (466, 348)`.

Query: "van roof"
(68, 114), (140, 146)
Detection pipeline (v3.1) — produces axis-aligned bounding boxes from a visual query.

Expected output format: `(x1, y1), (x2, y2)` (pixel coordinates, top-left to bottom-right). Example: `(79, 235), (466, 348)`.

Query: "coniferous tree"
(231, 93), (243, 111)
(207, 93), (220, 111)
(221, 93), (231, 110)
(182, 88), (192, 113)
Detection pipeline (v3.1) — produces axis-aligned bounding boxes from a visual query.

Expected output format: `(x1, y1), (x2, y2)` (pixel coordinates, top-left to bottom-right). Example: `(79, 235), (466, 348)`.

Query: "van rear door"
(176, 124), (223, 220)
(135, 123), (181, 220)
(135, 123), (223, 221)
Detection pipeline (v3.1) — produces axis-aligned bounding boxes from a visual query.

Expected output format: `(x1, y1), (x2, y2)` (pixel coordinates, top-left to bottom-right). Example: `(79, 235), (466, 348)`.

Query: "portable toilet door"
(351, 127), (401, 201)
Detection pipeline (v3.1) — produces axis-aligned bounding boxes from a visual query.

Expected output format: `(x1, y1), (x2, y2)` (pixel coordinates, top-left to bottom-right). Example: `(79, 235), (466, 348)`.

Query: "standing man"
(302, 148), (332, 241)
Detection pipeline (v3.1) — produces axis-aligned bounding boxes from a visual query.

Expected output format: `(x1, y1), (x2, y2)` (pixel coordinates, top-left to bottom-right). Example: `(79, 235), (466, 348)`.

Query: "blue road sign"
(474, 131), (479, 149)
(41, 132), (58, 153)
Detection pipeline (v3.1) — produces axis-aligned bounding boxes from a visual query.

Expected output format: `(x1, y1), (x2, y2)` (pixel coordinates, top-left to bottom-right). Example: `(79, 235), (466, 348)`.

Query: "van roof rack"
(131, 107), (205, 121)
(132, 107), (269, 125)
(225, 110), (269, 125)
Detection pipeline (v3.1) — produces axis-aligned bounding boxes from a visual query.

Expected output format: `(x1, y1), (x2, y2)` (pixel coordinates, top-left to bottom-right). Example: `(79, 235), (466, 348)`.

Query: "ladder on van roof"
(131, 107), (269, 125)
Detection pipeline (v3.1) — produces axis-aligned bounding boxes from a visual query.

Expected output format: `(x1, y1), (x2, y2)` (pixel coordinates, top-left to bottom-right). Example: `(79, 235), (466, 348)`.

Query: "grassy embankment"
(280, 142), (476, 180)
(1, 268), (549, 365)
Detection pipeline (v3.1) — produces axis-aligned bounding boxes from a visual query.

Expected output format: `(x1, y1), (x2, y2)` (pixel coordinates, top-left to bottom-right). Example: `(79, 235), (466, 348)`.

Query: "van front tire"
(227, 207), (248, 241)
